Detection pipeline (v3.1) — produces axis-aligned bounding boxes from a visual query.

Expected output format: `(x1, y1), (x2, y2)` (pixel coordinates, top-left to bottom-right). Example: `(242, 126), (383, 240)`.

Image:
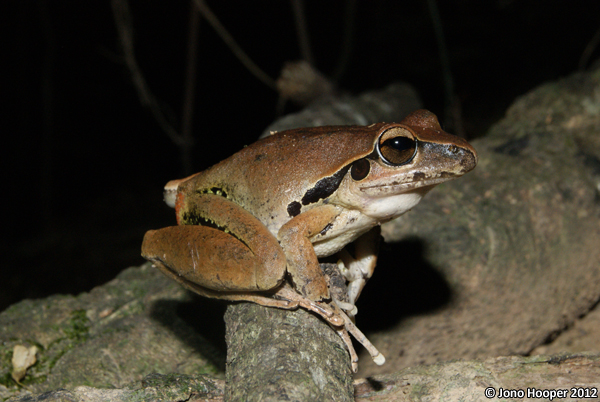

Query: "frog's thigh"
(187, 194), (288, 288)
(143, 196), (286, 292)
(277, 204), (340, 301)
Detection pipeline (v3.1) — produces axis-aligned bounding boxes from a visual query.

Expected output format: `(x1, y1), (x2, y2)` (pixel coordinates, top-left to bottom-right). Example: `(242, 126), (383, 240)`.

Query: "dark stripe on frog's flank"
(181, 211), (250, 247)
(287, 201), (302, 217)
(287, 165), (351, 217)
(301, 165), (351, 206)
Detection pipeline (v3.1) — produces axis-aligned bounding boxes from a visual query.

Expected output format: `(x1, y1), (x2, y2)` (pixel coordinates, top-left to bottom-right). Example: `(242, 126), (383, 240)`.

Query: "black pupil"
(388, 137), (413, 151)
(380, 136), (416, 165)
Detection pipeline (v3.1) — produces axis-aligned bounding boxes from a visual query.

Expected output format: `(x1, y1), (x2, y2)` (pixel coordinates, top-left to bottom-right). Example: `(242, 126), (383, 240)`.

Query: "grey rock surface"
(358, 67), (600, 376)
(0, 264), (224, 401)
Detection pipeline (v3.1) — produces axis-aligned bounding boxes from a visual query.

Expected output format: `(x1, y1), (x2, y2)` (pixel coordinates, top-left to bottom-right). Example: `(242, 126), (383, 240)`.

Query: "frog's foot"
(274, 286), (361, 372)
(336, 327), (359, 373)
(328, 301), (384, 370)
(341, 310), (385, 366)
(272, 283), (384, 370)
(333, 299), (358, 317)
(273, 284), (345, 327)
(221, 293), (301, 310)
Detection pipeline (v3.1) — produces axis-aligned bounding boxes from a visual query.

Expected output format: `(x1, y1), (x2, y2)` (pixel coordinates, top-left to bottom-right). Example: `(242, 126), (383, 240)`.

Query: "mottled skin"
(142, 109), (477, 371)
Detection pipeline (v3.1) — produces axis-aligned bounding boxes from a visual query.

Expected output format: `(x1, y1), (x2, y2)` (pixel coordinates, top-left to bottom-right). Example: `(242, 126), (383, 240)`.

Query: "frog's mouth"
(359, 176), (455, 197)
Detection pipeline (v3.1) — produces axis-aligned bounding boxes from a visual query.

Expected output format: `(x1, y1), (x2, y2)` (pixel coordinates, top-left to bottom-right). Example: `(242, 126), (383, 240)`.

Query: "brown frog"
(142, 110), (478, 372)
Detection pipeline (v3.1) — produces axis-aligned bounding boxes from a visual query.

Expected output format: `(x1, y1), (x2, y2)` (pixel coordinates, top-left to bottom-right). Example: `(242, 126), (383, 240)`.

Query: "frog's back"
(184, 125), (383, 223)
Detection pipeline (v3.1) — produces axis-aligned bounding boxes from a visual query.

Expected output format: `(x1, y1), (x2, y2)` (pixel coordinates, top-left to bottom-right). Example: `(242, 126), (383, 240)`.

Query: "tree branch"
(110, 0), (184, 147)
(193, 0), (277, 89)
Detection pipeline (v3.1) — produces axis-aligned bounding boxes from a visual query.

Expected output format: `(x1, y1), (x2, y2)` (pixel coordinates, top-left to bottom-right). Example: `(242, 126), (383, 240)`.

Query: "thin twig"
(193, 0), (277, 89)
(579, 24), (600, 71)
(180, 1), (200, 175)
(39, 0), (55, 233)
(111, 0), (185, 146)
(426, 0), (465, 137)
(426, 0), (453, 103)
(332, 0), (357, 82)
(290, 0), (313, 65)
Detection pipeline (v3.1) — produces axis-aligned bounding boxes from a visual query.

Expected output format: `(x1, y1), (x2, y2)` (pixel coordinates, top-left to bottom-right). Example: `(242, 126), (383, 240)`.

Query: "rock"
(6, 373), (224, 402)
(354, 353), (600, 401)
(0, 264), (224, 401)
(356, 68), (600, 376)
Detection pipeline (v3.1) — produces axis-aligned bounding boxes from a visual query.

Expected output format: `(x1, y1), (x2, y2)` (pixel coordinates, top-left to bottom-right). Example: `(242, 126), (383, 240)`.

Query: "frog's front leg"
(277, 204), (342, 301)
(338, 226), (381, 314)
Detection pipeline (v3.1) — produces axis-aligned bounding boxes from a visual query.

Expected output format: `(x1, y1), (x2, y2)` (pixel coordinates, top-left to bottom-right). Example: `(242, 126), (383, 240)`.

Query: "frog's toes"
(373, 353), (385, 366)
(334, 300), (358, 316)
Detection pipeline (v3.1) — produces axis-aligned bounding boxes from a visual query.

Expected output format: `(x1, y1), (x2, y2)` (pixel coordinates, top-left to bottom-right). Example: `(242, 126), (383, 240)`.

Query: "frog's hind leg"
(146, 257), (300, 311)
(273, 284), (344, 327)
(272, 284), (385, 371)
(340, 310), (385, 366)
(336, 327), (359, 372)
(142, 218), (287, 293)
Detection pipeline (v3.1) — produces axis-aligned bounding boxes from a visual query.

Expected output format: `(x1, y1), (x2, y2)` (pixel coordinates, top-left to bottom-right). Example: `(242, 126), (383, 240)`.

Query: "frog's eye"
(377, 127), (418, 166)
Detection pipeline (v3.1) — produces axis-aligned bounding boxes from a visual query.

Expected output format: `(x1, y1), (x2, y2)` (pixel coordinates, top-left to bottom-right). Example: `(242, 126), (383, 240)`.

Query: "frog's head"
(335, 109), (477, 221)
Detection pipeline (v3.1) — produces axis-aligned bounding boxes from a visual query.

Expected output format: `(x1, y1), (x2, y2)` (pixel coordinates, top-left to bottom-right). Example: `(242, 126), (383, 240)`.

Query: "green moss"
(116, 373), (222, 402)
(410, 382), (431, 399)
(0, 371), (13, 388)
(19, 373), (47, 386)
(194, 364), (220, 376)
(142, 373), (214, 393)
(35, 310), (92, 373)
(63, 310), (90, 341)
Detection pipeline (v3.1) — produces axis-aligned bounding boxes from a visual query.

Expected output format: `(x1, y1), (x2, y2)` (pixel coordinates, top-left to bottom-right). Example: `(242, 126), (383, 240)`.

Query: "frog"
(141, 109), (477, 372)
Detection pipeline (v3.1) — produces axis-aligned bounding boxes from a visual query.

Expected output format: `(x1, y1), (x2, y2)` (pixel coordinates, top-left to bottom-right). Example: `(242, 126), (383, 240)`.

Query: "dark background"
(4, 0), (600, 313)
